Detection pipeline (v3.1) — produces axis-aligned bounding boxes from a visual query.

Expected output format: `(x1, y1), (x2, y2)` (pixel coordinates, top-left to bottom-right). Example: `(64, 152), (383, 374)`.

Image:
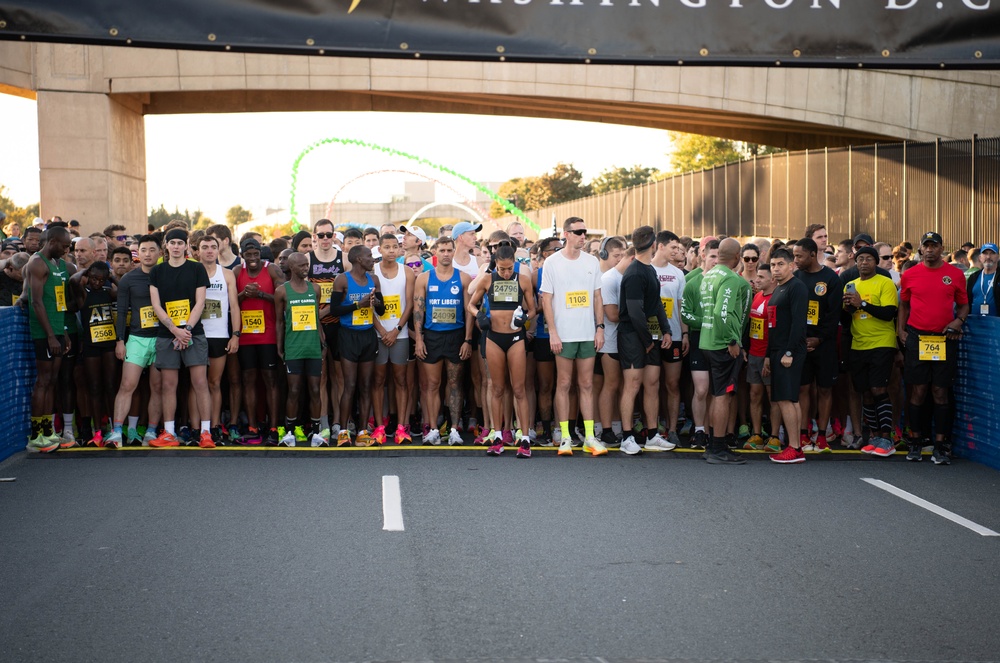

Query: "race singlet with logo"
(424, 269), (464, 332)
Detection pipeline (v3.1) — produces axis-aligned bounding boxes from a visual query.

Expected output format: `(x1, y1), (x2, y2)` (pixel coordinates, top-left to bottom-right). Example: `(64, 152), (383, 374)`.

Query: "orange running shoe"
(198, 430), (216, 449)
(149, 430), (180, 447)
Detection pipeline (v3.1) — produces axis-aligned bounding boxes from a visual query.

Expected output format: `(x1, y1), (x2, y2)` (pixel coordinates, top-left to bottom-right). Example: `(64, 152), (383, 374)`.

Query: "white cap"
(399, 225), (428, 245)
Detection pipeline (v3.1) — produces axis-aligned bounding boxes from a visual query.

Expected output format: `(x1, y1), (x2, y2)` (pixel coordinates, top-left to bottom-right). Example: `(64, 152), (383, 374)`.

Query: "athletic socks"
(611, 420), (622, 436)
(584, 420), (595, 440)
(164, 421), (175, 436)
(113, 422), (123, 435)
(128, 416), (139, 431)
(311, 418), (321, 436)
(559, 420), (571, 442)
(695, 426), (706, 434)
(593, 422), (603, 437)
(320, 415), (329, 431)
(200, 420), (211, 434)
(63, 413), (74, 434)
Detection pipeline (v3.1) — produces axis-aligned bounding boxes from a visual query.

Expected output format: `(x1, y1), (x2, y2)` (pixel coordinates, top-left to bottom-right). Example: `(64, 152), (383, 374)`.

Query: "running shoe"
(689, 430), (708, 449)
(764, 436), (782, 453)
(737, 424), (751, 440)
(367, 416), (376, 432)
(600, 429), (620, 449)
(583, 436), (608, 456)
(394, 424), (411, 444)
(310, 432), (326, 447)
(293, 426), (308, 444)
(59, 429), (79, 449)
(467, 417), (479, 434)
(279, 429), (296, 447)
(448, 428), (463, 446)
(141, 429), (157, 447)
(679, 419), (693, 436)
(104, 430), (124, 449)
(243, 426), (262, 445)
(228, 425), (243, 445)
(557, 439), (573, 456)
(657, 421), (668, 436)
(831, 417), (844, 439)
(149, 430), (180, 447)
(473, 426), (488, 445)
(198, 431), (216, 449)
(725, 433), (738, 449)
(743, 434), (765, 451)
(424, 429), (442, 445)
(501, 429), (514, 446)
(906, 442), (923, 462)
(861, 441), (878, 454)
(770, 446), (806, 464)
(841, 431), (856, 449)
(27, 434), (60, 453)
(336, 430), (352, 447)
(800, 433), (813, 452)
(371, 425), (387, 445)
(667, 430), (681, 448)
(705, 448), (747, 465)
(210, 426), (225, 447)
(815, 436), (832, 453)
(317, 428), (330, 445)
(261, 428), (277, 446)
(931, 446), (951, 465)
(125, 427), (142, 446)
(356, 430), (374, 447)
(871, 436), (896, 457)
(178, 426), (194, 445)
(620, 435), (643, 455)
(644, 433), (677, 451)
(486, 434), (504, 456)
(573, 426), (586, 446)
(515, 440), (531, 458)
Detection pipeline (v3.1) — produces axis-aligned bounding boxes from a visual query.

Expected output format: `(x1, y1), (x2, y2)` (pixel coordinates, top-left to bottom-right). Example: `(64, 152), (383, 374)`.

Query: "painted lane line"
(862, 478), (999, 537)
(382, 475), (404, 532)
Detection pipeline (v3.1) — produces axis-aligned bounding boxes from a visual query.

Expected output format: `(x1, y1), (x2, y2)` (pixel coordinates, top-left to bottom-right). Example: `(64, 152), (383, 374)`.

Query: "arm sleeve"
(328, 290), (356, 316)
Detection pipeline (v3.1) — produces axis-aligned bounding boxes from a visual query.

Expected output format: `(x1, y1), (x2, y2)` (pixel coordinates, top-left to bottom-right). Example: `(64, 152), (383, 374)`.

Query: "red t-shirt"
(900, 262), (968, 332)
(748, 290), (772, 357)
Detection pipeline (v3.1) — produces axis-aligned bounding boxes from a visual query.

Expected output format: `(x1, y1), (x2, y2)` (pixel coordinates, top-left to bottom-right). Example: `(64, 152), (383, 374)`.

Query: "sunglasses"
(315, 232), (335, 239)
(880, 255), (893, 260)
(115, 234), (128, 242)
(567, 228), (588, 236)
(743, 255), (759, 262)
(488, 240), (514, 251)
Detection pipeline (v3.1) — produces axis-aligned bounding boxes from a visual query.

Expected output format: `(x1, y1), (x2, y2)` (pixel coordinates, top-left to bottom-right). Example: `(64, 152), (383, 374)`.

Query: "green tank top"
(28, 256), (68, 340)
(283, 281), (322, 361)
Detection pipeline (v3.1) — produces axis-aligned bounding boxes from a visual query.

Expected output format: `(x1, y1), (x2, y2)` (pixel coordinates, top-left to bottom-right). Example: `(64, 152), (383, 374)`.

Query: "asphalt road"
(2, 450), (999, 663)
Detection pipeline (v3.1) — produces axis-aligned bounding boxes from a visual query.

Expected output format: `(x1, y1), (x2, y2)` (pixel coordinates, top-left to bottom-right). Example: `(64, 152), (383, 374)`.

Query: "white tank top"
(376, 262), (409, 340)
(202, 265), (230, 339)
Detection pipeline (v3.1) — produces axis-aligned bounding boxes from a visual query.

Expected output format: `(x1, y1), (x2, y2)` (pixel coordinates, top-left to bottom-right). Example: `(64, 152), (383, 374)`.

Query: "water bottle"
(510, 305), (523, 331)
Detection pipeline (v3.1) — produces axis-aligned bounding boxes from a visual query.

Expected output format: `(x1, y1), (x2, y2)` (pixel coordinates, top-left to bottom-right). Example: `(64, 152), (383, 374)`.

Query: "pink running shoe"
(371, 425), (386, 445)
(486, 439), (504, 456)
(394, 424), (411, 444)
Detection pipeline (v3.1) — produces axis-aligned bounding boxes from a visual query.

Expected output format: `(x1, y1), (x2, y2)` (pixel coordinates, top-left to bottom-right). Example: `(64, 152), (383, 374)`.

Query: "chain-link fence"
(501, 136), (1000, 250)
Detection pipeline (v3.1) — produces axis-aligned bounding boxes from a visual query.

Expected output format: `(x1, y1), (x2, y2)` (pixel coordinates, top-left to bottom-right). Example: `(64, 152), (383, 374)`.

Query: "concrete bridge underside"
(2, 41), (999, 232)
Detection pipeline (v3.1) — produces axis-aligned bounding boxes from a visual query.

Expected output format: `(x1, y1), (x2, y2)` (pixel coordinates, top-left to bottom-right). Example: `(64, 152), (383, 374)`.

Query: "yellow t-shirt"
(849, 275), (898, 351)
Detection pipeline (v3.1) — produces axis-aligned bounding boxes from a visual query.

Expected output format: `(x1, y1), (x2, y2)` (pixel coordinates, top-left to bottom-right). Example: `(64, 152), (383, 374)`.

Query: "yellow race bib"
(492, 281), (519, 303)
(380, 294), (401, 320)
(918, 335), (946, 361)
(431, 307), (456, 324)
(90, 323), (116, 343)
(242, 309), (265, 334)
(139, 305), (159, 329)
(647, 316), (662, 341)
(806, 300), (819, 326)
(54, 284), (67, 312)
(661, 296), (674, 318)
(351, 306), (372, 326)
(166, 300), (191, 327)
(750, 317), (764, 340)
(566, 290), (590, 309)
(202, 299), (223, 320)
(292, 305), (317, 331)
(318, 282), (334, 302)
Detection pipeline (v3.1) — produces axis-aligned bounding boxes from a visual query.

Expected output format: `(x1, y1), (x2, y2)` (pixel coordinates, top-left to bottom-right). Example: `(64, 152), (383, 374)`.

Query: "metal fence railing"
(501, 136), (1000, 250)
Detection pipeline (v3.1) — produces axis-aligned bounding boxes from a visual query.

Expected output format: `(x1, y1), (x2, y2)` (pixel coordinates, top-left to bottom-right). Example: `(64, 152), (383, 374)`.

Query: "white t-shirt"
(540, 250), (602, 342)
(453, 252), (480, 280)
(375, 262), (409, 339)
(653, 262), (686, 340)
(600, 267), (623, 354)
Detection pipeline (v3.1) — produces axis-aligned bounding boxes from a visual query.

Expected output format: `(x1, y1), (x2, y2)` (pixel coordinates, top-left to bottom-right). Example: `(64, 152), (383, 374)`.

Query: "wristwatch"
(183, 324), (193, 332)
(728, 340), (738, 346)
(784, 350), (792, 357)
(396, 325), (403, 332)
(861, 301), (868, 309)
(233, 330), (241, 337)
(596, 323), (605, 329)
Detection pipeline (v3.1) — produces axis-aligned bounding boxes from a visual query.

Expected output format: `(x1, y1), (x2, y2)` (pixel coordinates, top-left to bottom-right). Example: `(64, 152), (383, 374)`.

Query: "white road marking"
(382, 475), (404, 532)
(862, 478), (1000, 537)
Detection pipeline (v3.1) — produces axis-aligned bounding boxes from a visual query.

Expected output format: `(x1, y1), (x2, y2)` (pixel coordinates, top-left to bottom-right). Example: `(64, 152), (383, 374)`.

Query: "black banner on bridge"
(2, 0), (999, 66)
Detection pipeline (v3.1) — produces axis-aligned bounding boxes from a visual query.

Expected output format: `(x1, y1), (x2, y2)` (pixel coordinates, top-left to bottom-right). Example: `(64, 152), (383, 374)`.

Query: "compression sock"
(933, 403), (952, 440)
(128, 415), (139, 430)
(584, 420), (595, 440)
(862, 404), (877, 436)
(906, 402), (923, 438)
(874, 394), (893, 436)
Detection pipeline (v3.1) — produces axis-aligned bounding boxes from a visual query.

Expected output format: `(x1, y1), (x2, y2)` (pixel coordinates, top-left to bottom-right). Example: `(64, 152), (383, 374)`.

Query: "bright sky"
(1, 92), (674, 224)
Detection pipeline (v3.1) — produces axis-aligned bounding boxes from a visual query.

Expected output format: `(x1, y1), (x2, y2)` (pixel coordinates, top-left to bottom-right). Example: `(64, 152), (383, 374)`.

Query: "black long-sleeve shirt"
(619, 260), (669, 349)
(767, 277), (808, 357)
(795, 266), (843, 344)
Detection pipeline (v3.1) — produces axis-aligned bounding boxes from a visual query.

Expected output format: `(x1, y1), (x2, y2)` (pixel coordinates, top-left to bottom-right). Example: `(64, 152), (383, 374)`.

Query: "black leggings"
(486, 329), (524, 354)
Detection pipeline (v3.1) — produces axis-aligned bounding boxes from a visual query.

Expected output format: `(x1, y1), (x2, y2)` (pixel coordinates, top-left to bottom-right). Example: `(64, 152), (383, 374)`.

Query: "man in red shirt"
(743, 263), (782, 453)
(898, 231), (969, 465)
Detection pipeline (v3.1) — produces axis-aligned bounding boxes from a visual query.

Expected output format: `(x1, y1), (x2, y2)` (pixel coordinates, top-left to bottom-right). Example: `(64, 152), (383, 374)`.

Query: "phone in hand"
(845, 282), (857, 295)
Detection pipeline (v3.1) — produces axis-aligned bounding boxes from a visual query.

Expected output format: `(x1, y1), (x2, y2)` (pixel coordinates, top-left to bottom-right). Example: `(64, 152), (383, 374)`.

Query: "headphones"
(598, 236), (612, 261)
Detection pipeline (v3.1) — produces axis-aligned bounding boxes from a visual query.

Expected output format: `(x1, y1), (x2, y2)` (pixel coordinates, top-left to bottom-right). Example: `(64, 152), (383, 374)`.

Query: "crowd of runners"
(0, 213), (984, 464)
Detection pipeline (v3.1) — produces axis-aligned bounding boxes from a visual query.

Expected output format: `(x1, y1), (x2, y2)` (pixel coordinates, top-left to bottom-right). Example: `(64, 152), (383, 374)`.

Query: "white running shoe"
(557, 439), (573, 456)
(583, 437), (608, 456)
(424, 429), (442, 445)
(279, 430), (296, 447)
(644, 433), (677, 451)
(448, 428), (463, 445)
(310, 433), (325, 447)
(620, 435), (643, 455)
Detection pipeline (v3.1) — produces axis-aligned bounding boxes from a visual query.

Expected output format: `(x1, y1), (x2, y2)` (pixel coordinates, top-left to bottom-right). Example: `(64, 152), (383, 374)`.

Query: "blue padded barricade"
(0, 306), (35, 463)
(954, 315), (1000, 470)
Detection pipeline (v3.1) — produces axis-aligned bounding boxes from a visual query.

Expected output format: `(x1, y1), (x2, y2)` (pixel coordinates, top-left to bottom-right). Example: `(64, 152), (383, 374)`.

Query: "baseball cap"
(452, 221), (483, 240)
(981, 243), (999, 254)
(1, 240), (22, 252)
(240, 237), (262, 253)
(855, 246), (879, 262)
(852, 233), (874, 247)
(69, 219), (80, 228)
(32, 217), (45, 227)
(399, 225), (428, 245)
(921, 231), (943, 246)
(699, 236), (718, 251)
